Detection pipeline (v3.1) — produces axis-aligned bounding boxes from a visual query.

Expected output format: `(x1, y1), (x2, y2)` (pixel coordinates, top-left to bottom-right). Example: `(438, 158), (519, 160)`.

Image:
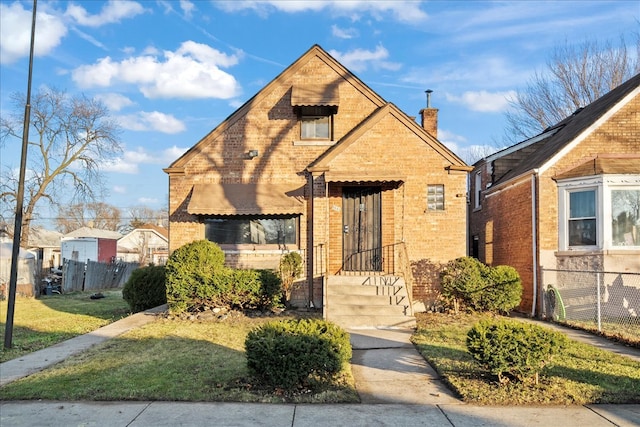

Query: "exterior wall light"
(248, 150), (259, 158)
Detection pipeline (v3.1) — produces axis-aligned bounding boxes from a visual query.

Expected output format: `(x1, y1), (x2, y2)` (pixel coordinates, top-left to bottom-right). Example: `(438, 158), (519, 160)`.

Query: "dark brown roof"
(491, 73), (640, 186)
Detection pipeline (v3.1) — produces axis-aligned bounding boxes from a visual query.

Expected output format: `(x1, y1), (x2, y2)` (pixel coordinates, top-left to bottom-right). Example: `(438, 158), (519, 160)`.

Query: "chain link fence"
(541, 268), (640, 343)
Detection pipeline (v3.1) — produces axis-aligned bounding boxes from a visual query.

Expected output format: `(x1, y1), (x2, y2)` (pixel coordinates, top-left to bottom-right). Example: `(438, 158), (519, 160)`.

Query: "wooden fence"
(62, 259), (139, 292)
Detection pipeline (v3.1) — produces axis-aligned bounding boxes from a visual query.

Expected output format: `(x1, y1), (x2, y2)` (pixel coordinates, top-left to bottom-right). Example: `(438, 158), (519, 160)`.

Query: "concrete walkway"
(1, 309), (639, 426)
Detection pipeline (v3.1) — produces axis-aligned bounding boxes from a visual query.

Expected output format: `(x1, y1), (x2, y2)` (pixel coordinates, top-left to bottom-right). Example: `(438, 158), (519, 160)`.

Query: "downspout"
(531, 171), (539, 317)
(307, 172), (314, 308)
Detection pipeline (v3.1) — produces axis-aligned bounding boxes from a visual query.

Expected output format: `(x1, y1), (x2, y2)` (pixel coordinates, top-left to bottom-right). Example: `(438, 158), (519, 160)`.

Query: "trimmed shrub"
(122, 265), (167, 312)
(481, 265), (523, 314)
(278, 252), (303, 305)
(258, 269), (283, 309)
(220, 269), (281, 310)
(245, 319), (352, 390)
(440, 257), (488, 312)
(466, 319), (568, 384)
(165, 240), (226, 314)
(440, 257), (522, 313)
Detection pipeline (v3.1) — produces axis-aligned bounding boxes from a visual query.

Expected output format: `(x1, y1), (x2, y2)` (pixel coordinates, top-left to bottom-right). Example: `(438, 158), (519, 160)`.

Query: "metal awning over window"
(291, 83), (339, 107)
(323, 171), (405, 183)
(187, 183), (304, 216)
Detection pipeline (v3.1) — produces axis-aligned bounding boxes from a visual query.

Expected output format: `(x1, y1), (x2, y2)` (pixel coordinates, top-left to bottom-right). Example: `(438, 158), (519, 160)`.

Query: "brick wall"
(469, 91), (640, 314)
(166, 49), (469, 309)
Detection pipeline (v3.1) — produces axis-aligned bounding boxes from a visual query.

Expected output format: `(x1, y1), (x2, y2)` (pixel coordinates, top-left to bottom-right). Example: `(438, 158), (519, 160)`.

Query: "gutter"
(531, 170), (539, 317)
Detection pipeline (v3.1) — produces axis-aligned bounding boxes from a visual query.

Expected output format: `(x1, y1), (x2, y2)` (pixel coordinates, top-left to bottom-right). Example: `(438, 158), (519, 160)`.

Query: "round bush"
(466, 319), (568, 384)
(165, 240), (226, 314)
(122, 265), (167, 312)
(440, 257), (488, 311)
(440, 257), (522, 313)
(245, 319), (352, 390)
(481, 265), (522, 313)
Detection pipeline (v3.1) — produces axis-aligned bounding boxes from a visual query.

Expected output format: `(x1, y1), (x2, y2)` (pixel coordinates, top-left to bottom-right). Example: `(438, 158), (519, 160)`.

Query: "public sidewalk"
(1, 309), (639, 426)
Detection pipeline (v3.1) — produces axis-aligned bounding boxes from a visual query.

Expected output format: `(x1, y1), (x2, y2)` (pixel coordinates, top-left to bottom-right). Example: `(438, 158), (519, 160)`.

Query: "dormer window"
(299, 106), (332, 140)
(291, 83), (339, 142)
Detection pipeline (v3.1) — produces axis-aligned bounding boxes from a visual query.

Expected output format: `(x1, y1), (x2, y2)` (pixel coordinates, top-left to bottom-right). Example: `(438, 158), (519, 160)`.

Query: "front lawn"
(0, 290), (131, 363)
(0, 313), (359, 403)
(412, 312), (640, 405)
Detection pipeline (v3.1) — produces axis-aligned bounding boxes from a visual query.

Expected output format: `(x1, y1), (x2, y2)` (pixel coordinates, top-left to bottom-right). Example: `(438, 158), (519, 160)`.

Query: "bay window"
(558, 175), (640, 250)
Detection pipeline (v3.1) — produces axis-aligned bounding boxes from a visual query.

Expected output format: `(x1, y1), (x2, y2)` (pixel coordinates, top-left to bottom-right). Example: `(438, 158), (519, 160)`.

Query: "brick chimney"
(419, 89), (438, 139)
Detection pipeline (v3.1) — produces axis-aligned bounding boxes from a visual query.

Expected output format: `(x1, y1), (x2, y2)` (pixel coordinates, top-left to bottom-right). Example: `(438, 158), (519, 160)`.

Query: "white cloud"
(138, 197), (160, 205)
(0, 2), (67, 64)
(113, 185), (127, 194)
(331, 24), (358, 39)
(72, 41), (241, 100)
(65, 0), (146, 28)
(329, 45), (401, 73)
(103, 145), (189, 174)
(180, 0), (196, 19)
(115, 111), (186, 134)
(446, 90), (516, 113)
(215, 1), (428, 23)
(95, 93), (134, 112)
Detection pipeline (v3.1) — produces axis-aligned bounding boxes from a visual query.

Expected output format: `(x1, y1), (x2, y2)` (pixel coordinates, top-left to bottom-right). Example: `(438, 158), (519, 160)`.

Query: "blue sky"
(0, 0), (638, 225)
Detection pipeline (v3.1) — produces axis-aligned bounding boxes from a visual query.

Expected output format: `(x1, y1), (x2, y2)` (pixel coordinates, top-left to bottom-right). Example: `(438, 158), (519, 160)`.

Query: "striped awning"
(187, 183), (304, 216)
(291, 83), (339, 107)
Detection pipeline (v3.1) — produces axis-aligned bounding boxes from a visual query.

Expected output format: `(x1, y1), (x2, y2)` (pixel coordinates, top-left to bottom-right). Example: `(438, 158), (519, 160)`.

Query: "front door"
(342, 186), (382, 271)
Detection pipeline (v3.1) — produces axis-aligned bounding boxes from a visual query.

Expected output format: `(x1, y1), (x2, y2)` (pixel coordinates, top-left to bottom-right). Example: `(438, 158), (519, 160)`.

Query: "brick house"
(165, 45), (471, 327)
(469, 73), (640, 316)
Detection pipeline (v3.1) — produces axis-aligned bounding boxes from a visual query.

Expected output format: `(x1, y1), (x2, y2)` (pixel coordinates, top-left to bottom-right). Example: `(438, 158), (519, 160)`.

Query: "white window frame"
(474, 171), (482, 210)
(557, 174), (640, 251)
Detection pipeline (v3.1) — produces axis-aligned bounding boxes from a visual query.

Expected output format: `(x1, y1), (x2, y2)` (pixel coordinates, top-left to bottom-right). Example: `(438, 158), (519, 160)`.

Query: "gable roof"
(64, 227), (122, 240)
(164, 45), (386, 173)
(119, 223), (169, 242)
(488, 73), (640, 187)
(308, 103), (468, 174)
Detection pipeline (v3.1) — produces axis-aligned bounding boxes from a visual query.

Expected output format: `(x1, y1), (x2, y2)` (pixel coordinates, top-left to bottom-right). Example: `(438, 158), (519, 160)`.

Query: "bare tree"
(55, 202), (122, 234)
(121, 206), (169, 233)
(505, 35), (640, 142)
(0, 87), (123, 245)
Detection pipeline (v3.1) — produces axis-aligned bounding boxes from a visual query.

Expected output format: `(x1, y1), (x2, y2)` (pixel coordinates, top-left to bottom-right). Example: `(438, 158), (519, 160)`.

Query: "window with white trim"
(557, 175), (640, 250)
(611, 189), (640, 246)
(568, 189), (597, 246)
(474, 172), (482, 209)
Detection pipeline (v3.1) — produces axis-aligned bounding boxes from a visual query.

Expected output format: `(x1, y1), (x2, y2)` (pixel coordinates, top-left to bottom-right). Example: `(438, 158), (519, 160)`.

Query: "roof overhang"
(187, 183), (305, 216)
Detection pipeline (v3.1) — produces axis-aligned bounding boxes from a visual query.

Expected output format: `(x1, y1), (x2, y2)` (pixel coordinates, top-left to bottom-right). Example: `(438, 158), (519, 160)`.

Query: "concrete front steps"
(325, 275), (416, 329)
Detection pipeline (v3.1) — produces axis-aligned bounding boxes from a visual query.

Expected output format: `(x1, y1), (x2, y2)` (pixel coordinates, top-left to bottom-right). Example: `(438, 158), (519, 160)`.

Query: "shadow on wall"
(411, 258), (446, 312)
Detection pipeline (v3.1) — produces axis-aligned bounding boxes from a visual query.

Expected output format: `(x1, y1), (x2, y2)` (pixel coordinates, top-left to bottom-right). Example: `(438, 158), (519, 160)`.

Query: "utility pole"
(4, 0), (37, 349)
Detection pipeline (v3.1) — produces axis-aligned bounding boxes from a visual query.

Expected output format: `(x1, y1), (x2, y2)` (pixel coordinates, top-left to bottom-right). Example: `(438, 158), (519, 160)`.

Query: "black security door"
(342, 186), (382, 271)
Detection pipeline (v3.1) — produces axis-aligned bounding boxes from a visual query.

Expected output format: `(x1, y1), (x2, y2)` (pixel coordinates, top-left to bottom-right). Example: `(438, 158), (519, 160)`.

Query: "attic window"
(298, 106), (333, 140)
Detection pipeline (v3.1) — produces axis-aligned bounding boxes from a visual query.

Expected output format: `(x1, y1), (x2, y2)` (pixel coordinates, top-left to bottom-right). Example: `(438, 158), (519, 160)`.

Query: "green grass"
(0, 290), (131, 363)
(412, 312), (640, 405)
(0, 315), (359, 403)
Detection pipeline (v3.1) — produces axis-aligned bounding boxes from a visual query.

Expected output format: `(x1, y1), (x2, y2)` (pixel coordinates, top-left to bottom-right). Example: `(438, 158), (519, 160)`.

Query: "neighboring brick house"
(165, 45), (470, 322)
(469, 73), (640, 316)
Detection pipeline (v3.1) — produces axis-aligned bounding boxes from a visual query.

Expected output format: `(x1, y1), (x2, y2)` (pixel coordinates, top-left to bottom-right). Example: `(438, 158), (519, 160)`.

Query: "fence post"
(596, 272), (602, 332)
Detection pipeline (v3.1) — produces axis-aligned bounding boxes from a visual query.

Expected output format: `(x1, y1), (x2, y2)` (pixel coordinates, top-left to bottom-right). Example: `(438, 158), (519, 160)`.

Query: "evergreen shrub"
(440, 257), (522, 313)
(466, 319), (568, 384)
(164, 240), (227, 313)
(165, 240), (282, 313)
(245, 319), (352, 390)
(122, 265), (167, 312)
